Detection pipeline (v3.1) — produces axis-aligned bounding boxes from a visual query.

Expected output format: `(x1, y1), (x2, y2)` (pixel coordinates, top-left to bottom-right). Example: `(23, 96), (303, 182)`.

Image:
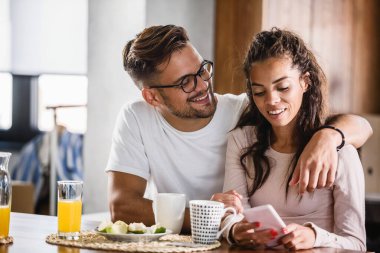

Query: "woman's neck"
(271, 125), (297, 153)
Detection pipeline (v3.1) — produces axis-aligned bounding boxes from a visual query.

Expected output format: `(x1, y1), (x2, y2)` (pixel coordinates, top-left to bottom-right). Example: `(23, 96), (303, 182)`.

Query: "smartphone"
(243, 204), (287, 247)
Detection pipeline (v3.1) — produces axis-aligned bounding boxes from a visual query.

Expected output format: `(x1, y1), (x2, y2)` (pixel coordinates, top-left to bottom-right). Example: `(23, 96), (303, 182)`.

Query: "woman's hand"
(211, 190), (243, 213)
(231, 220), (278, 247)
(280, 223), (316, 250)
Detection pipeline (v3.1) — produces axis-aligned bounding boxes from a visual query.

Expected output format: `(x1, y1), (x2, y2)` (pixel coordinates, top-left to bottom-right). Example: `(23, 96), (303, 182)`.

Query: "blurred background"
(0, 0), (379, 250)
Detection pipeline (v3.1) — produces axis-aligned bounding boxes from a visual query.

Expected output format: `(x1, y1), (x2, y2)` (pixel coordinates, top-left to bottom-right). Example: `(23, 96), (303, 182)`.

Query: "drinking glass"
(57, 181), (83, 240)
(57, 245), (80, 253)
(0, 152), (11, 239)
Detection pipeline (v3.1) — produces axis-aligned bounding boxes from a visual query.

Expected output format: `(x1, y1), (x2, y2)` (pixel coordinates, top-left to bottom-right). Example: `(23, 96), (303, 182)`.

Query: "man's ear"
(142, 88), (161, 107)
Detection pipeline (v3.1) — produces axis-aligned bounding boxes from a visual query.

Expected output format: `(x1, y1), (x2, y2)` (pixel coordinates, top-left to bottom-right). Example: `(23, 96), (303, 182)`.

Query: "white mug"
(190, 200), (237, 244)
(153, 193), (186, 234)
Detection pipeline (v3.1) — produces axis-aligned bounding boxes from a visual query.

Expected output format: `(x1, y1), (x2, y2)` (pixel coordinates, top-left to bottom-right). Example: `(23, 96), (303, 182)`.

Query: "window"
(38, 74), (87, 134)
(0, 0), (88, 146)
(0, 73), (12, 130)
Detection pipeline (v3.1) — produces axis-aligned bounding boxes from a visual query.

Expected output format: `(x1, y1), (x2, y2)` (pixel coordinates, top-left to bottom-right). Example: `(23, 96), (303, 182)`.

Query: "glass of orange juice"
(0, 205), (11, 239)
(0, 152), (12, 239)
(57, 181), (83, 240)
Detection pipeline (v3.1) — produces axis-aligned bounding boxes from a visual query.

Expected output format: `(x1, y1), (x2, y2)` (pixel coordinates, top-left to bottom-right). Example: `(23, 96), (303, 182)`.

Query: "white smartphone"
(243, 204), (287, 247)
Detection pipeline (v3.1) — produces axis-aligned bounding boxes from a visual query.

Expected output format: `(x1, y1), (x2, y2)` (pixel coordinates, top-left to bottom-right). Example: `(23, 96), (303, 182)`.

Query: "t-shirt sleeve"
(221, 128), (252, 243)
(106, 104), (150, 180)
(308, 145), (366, 251)
(223, 129), (252, 210)
(226, 93), (249, 119)
(236, 93), (249, 116)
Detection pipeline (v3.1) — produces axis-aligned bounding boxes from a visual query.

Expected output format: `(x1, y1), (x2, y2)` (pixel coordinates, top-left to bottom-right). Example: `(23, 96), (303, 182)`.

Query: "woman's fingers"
(233, 221), (275, 245)
(281, 224), (300, 245)
(228, 190), (243, 199)
(210, 191), (243, 213)
(280, 224), (316, 250)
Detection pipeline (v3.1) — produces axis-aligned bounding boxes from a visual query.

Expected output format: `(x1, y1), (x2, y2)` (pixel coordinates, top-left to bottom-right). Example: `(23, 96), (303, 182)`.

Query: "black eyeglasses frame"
(147, 60), (213, 93)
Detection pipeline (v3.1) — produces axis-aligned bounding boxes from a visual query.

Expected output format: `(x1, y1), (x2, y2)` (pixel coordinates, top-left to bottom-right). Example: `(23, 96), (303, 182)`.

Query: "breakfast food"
(111, 220), (129, 234)
(128, 222), (147, 234)
(98, 220), (166, 235)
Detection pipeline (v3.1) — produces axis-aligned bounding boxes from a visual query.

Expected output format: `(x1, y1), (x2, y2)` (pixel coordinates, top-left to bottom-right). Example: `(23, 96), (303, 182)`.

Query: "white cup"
(153, 193), (186, 234)
(190, 200), (237, 245)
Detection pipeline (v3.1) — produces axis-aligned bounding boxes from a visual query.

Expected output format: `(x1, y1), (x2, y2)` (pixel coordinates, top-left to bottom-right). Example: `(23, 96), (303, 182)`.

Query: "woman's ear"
(142, 88), (161, 107)
(301, 72), (310, 91)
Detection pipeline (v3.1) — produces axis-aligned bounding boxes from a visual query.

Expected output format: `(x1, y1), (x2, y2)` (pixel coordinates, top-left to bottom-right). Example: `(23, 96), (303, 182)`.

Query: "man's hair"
(237, 27), (327, 198)
(123, 25), (189, 89)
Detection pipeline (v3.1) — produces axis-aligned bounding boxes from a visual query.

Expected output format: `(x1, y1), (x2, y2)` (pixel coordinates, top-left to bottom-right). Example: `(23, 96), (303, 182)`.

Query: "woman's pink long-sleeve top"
(222, 127), (366, 251)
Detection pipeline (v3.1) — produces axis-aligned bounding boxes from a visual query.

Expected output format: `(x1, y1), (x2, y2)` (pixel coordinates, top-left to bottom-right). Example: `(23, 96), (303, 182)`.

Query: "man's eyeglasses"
(148, 60), (213, 93)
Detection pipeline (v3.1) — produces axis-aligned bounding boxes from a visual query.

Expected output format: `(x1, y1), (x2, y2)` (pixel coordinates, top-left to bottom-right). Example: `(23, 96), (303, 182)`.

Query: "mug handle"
(216, 207), (237, 238)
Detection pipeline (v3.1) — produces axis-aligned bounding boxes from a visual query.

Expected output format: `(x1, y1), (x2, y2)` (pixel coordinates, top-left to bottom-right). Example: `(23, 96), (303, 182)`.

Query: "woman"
(215, 28), (366, 251)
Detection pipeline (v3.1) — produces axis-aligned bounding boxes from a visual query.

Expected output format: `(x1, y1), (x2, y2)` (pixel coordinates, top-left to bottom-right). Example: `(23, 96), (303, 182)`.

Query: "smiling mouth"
(268, 108), (286, 115)
(190, 93), (209, 103)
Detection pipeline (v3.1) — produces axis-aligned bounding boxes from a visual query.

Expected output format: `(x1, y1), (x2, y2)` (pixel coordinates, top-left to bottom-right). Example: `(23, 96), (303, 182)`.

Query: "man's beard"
(159, 90), (217, 119)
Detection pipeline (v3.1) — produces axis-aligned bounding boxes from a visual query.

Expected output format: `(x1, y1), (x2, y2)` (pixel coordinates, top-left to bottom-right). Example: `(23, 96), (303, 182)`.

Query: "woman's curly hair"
(237, 27), (327, 197)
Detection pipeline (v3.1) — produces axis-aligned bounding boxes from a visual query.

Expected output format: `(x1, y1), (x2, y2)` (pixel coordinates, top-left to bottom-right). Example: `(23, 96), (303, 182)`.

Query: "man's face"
(152, 44), (217, 120)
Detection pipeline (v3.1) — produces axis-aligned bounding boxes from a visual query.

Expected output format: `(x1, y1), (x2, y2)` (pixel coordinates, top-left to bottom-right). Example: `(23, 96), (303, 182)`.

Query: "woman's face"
(249, 57), (308, 129)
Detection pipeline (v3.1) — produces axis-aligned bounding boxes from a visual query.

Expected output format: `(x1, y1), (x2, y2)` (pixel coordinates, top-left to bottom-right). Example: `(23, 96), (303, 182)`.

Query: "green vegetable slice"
(154, 227), (166, 234)
(129, 230), (145, 234)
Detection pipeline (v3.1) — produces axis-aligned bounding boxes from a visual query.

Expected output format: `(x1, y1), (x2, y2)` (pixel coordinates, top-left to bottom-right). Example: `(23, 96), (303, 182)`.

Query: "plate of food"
(95, 220), (172, 242)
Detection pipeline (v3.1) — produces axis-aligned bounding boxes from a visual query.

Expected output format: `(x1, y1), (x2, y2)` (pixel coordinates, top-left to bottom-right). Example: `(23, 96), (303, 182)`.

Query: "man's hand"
(211, 190), (243, 213)
(290, 114), (373, 194)
(280, 223), (316, 250)
(108, 171), (192, 234)
(108, 171), (155, 224)
(289, 129), (339, 194)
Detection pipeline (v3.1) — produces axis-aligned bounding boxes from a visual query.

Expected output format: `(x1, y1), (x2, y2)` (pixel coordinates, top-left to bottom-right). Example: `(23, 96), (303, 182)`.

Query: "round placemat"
(46, 231), (220, 252)
(0, 236), (13, 245)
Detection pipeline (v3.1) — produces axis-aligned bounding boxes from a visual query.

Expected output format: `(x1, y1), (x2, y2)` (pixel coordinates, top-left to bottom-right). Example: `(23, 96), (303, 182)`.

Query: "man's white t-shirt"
(106, 93), (247, 202)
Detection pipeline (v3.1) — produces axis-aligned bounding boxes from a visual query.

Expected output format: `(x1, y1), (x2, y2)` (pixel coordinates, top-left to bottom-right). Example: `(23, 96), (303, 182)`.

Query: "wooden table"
(0, 212), (366, 253)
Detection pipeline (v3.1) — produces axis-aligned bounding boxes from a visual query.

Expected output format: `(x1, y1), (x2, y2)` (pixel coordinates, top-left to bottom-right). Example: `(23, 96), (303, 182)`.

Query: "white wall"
(146, 0), (215, 61)
(84, 0), (145, 213)
(84, 0), (215, 213)
(10, 0), (87, 75)
(0, 0), (11, 71)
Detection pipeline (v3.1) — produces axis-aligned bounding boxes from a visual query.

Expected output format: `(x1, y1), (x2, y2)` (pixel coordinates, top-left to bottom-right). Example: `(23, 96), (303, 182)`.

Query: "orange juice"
(57, 200), (82, 233)
(58, 245), (80, 253)
(0, 205), (10, 238)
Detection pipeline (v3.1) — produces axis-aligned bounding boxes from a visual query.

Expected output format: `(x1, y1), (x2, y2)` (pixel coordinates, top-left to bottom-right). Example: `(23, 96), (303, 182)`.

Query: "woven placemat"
(0, 236), (13, 245)
(46, 231), (220, 252)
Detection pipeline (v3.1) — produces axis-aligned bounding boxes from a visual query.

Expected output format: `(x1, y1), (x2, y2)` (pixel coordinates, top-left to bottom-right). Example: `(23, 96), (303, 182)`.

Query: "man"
(107, 25), (372, 233)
